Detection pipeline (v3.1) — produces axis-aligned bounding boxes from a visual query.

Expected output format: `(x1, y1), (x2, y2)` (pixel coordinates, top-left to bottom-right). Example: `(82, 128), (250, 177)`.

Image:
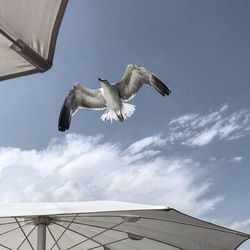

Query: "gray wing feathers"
(74, 84), (106, 110)
(58, 83), (106, 131)
(115, 64), (171, 101)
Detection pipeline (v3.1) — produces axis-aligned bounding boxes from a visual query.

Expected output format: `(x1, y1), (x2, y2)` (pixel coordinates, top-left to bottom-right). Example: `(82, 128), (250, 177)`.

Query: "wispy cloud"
(230, 219), (250, 233)
(209, 157), (217, 162)
(229, 156), (243, 163)
(168, 105), (250, 147)
(0, 134), (221, 216)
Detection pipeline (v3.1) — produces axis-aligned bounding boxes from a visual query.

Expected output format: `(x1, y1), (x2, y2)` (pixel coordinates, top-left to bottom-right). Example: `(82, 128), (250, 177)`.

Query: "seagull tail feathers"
(101, 108), (118, 123)
(121, 102), (135, 119)
(100, 103), (135, 123)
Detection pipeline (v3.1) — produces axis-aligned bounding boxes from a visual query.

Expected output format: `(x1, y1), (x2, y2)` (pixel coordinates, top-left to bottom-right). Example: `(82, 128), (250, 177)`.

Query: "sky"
(0, 0), (250, 249)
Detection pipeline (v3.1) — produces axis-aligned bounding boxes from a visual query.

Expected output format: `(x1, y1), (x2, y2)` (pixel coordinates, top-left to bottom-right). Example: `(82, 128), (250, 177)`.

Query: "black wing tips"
(152, 74), (171, 96)
(58, 97), (72, 132)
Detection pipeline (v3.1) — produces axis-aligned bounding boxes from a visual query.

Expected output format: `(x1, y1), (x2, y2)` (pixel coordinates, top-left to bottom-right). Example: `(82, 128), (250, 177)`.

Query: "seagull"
(58, 64), (171, 132)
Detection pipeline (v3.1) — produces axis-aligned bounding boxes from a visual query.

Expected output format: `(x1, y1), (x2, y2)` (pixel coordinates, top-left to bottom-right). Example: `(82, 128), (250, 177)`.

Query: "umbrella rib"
(51, 220), (129, 250)
(49, 213), (78, 250)
(63, 220), (125, 250)
(15, 225), (36, 250)
(0, 243), (13, 250)
(50, 221), (103, 250)
(14, 218), (34, 250)
(51, 218), (184, 250)
(52, 218), (120, 229)
(86, 237), (129, 250)
(0, 220), (32, 226)
(139, 216), (250, 237)
(0, 27), (17, 45)
(47, 225), (60, 250)
(56, 214), (249, 237)
(0, 221), (33, 236)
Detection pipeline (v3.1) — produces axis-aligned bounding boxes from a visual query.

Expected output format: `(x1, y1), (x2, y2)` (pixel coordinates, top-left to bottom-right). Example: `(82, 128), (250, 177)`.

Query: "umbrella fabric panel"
(0, 0), (68, 81)
(117, 217), (245, 250)
(0, 0), (66, 60)
(0, 36), (37, 80)
(0, 217), (34, 249)
(101, 238), (180, 250)
(0, 201), (164, 217)
(0, 203), (248, 250)
(49, 210), (248, 250)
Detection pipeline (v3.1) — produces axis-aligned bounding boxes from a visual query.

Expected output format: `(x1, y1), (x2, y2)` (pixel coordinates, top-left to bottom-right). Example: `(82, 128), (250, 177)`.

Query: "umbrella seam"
(50, 213), (78, 250)
(50, 221), (104, 250)
(64, 220), (125, 250)
(47, 225), (60, 250)
(51, 218), (184, 250)
(14, 218), (34, 250)
(15, 225), (36, 250)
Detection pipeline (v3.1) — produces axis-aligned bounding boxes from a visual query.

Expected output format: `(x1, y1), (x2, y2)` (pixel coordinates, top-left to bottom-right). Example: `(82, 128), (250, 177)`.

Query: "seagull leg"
(115, 110), (124, 122)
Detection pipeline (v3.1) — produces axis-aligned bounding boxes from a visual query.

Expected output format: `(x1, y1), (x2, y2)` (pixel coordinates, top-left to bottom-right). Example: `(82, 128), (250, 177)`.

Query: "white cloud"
(125, 134), (166, 154)
(169, 113), (198, 126)
(0, 134), (221, 216)
(229, 156), (243, 163)
(209, 157), (216, 162)
(230, 219), (250, 233)
(168, 106), (250, 147)
(186, 127), (218, 146)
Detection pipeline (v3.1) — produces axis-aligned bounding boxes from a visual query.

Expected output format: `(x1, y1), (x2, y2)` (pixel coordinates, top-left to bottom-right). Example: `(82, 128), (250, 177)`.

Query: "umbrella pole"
(37, 224), (46, 250)
(37, 223), (46, 250)
(35, 217), (50, 250)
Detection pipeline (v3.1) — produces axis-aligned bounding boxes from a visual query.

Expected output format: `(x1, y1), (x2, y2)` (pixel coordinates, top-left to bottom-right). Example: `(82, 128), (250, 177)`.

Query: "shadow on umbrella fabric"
(0, 201), (249, 250)
(0, 0), (68, 81)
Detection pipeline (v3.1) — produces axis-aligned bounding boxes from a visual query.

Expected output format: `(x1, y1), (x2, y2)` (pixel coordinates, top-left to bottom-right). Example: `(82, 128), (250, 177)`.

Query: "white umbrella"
(0, 0), (68, 81)
(0, 201), (248, 250)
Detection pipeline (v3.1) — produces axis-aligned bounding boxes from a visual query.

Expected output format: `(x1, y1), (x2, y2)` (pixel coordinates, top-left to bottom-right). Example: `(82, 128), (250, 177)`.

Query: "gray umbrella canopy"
(0, 0), (68, 81)
(0, 201), (248, 250)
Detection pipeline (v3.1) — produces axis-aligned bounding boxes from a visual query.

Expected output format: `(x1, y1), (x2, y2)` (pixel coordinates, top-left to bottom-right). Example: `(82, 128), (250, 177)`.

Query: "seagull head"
(98, 78), (110, 86)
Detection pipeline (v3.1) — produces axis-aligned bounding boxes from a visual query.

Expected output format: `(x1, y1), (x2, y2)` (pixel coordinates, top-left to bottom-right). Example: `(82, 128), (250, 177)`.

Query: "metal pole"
(0, 26), (51, 72)
(0, 27), (21, 47)
(37, 223), (46, 250)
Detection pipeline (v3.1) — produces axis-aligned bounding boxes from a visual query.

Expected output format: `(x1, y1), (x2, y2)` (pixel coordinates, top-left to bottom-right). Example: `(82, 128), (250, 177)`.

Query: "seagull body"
(58, 64), (171, 132)
(100, 80), (124, 121)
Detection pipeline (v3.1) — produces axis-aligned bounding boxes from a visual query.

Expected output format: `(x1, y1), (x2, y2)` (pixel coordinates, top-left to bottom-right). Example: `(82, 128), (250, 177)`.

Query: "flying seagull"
(58, 64), (171, 131)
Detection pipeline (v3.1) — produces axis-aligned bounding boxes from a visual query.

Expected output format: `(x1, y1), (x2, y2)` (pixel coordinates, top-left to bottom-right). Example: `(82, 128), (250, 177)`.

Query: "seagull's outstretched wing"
(115, 64), (171, 101)
(58, 83), (106, 132)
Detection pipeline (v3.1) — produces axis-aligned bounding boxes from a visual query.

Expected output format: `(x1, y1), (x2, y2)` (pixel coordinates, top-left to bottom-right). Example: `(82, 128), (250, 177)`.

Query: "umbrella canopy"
(0, 0), (68, 81)
(0, 201), (248, 250)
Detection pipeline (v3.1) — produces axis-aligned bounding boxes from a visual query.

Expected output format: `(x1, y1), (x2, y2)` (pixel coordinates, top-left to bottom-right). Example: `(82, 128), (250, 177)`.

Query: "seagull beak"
(98, 78), (103, 81)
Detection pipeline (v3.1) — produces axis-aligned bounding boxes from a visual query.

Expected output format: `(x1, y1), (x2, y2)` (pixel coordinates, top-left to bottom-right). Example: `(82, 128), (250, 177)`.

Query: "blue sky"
(0, 0), (249, 248)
